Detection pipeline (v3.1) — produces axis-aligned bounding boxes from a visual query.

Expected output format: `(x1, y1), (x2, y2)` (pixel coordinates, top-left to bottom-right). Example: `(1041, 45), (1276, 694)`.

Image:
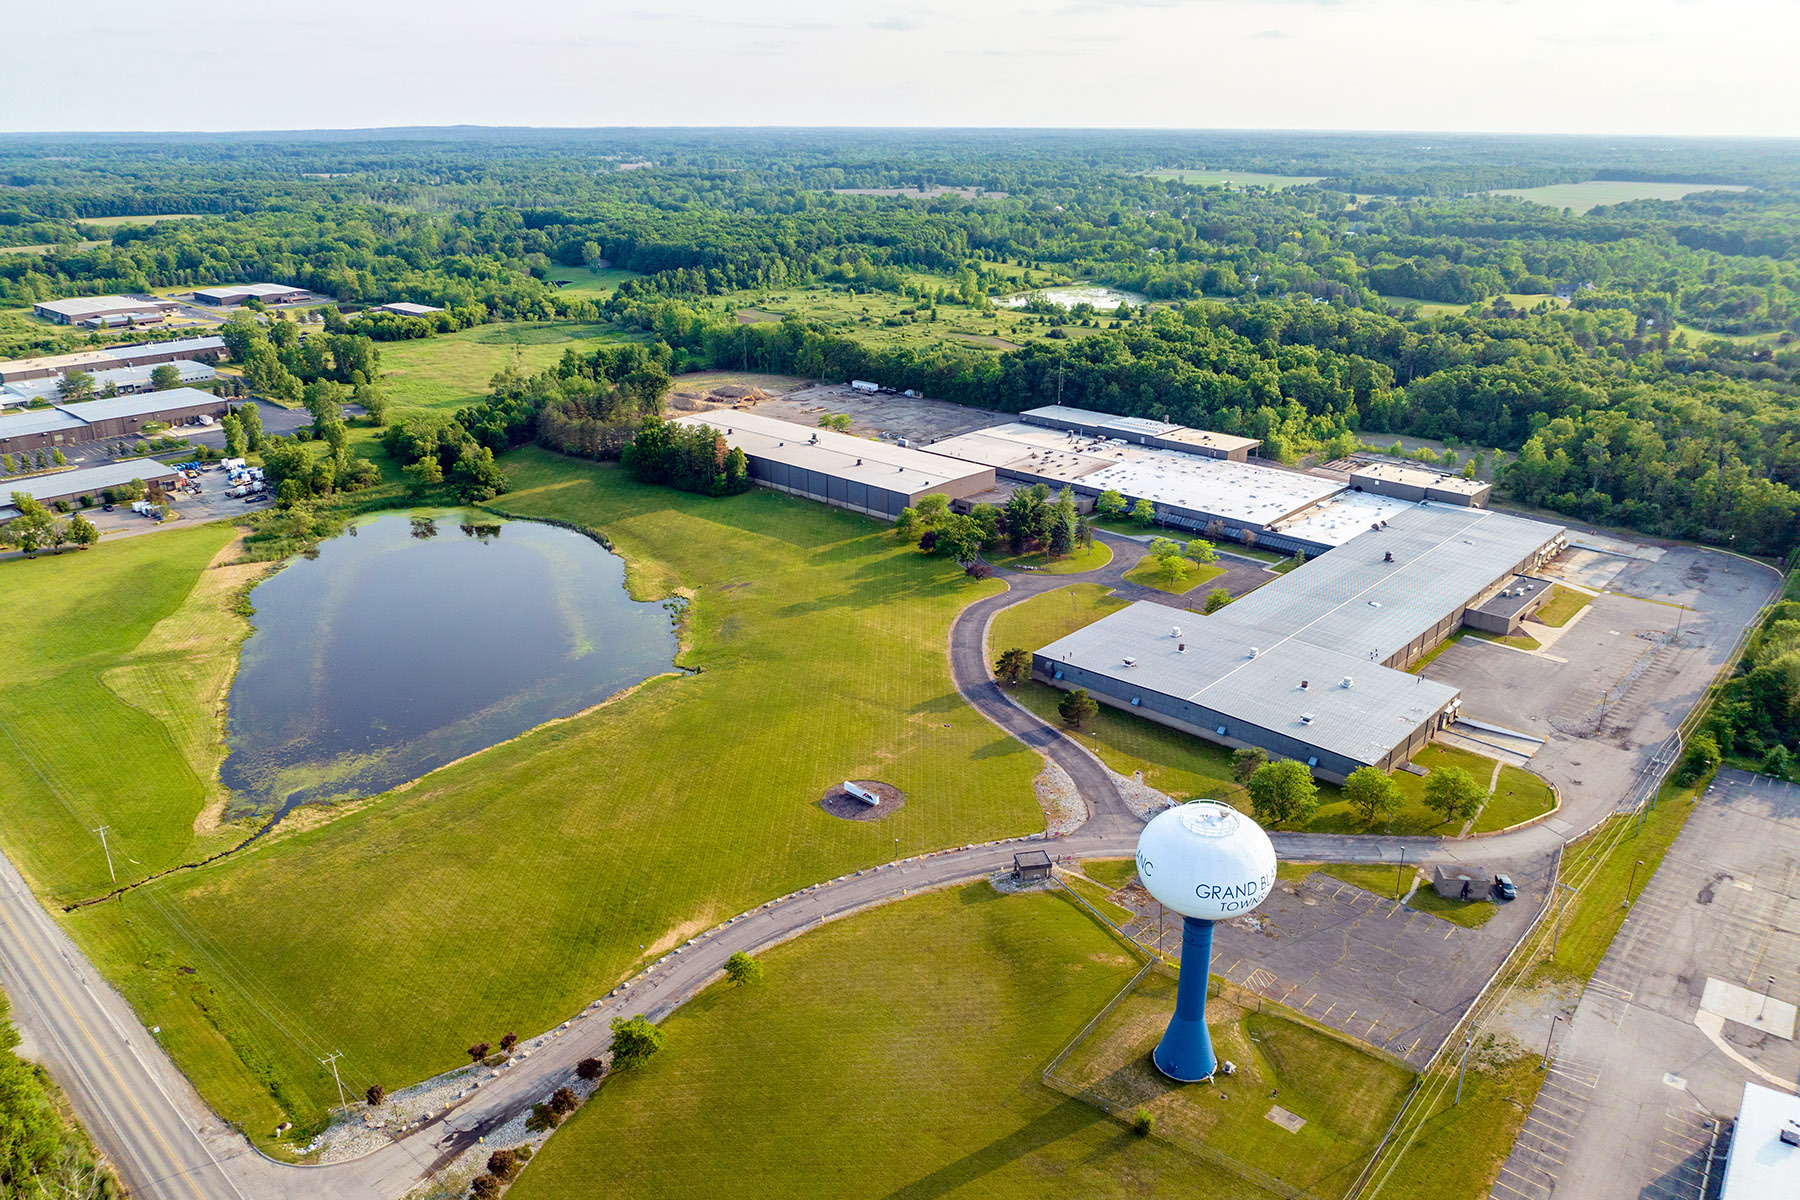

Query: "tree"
(933, 513), (986, 563)
(450, 443), (507, 502)
(817, 413), (853, 432)
(995, 647), (1032, 686)
(1286, 550), (1307, 572)
(150, 364), (183, 392)
(499, 1031), (518, 1054)
(1203, 587), (1232, 613)
(576, 1057), (606, 1081)
(1058, 688), (1099, 728)
(1146, 536), (1188, 585)
(65, 512), (99, 550)
(1131, 497), (1156, 527)
(402, 456), (443, 497)
(1762, 744), (1795, 781)
(0, 494), (58, 557)
(57, 371), (94, 402)
(235, 401), (265, 451)
(467, 1041), (492, 1063)
(581, 240), (606, 270)
(1096, 489), (1127, 519)
(51, 449), (66, 466)
(487, 1149), (522, 1181)
(1423, 767), (1486, 825)
(724, 951), (763, 986)
(1230, 747), (1268, 783)
(365, 1084), (385, 1107)
(1246, 760), (1318, 826)
(1185, 538), (1216, 565)
(1676, 733), (1721, 784)
(609, 1016), (664, 1070)
(549, 1087), (580, 1116)
(1343, 766), (1402, 824)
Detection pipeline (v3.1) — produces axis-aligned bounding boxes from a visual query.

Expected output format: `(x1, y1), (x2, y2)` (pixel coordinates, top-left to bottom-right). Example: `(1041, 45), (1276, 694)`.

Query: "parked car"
(102, 503), (114, 512)
(1492, 874), (1517, 901)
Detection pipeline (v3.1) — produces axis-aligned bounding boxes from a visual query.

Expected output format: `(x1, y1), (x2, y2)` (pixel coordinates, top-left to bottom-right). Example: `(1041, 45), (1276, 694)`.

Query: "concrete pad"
(1265, 1105), (1306, 1133)
(1700, 978), (1797, 1040)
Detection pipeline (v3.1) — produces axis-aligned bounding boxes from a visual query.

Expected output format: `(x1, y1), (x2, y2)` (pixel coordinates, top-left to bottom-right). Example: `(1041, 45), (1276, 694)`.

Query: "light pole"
(1456, 1027), (1477, 1104)
(1550, 882), (1577, 959)
(1396, 847), (1407, 901)
(1761, 976), (1776, 1023)
(1624, 860), (1643, 909)
(1540, 1015), (1561, 1070)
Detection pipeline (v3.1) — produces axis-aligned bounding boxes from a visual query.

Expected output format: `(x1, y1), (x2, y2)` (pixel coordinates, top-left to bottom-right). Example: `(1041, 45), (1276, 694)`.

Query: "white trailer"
(843, 782), (881, 807)
(850, 380), (880, 393)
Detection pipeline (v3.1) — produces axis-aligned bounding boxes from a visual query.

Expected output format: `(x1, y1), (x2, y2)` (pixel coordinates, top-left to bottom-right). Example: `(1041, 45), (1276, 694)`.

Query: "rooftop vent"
(1300, 713), (1315, 725)
(1341, 676), (1354, 689)
(1300, 680), (1310, 690)
(1171, 626), (1182, 638)
(1122, 656), (1137, 667)
(1248, 647), (1260, 659)
(1177, 644), (1186, 653)
(1384, 551), (1394, 563)
(1782, 1118), (1800, 1148)
(856, 458), (863, 466)
(1369, 600), (1382, 608)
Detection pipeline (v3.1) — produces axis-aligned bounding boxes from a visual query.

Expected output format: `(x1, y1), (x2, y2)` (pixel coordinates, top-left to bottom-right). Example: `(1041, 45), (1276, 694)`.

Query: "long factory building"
(0, 388), (229, 454)
(1034, 503), (1567, 782)
(0, 337), (227, 384)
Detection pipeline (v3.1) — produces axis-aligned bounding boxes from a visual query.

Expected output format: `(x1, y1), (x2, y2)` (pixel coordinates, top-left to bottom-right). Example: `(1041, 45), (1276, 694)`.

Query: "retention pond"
(221, 510), (678, 818)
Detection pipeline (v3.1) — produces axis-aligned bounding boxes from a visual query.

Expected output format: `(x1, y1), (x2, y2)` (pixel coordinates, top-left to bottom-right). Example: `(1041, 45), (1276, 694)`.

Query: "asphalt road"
(0, 530), (1627, 1199)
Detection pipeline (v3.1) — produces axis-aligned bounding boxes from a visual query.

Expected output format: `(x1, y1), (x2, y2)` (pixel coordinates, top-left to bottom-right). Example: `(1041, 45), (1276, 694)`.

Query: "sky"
(6, 0), (1798, 136)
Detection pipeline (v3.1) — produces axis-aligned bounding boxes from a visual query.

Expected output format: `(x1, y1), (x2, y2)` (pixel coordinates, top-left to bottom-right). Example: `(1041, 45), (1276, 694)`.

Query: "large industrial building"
(0, 388), (229, 454)
(1034, 503), (1567, 781)
(0, 460), (180, 519)
(191, 283), (310, 307)
(32, 295), (181, 326)
(1020, 404), (1261, 461)
(672, 409), (996, 519)
(3, 359), (217, 406)
(0, 337), (227, 384)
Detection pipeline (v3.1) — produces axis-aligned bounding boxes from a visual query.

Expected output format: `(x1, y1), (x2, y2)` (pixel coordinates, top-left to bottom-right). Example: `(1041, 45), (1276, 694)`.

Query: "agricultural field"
(1489, 180), (1748, 212)
(1145, 169), (1324, 190)
(508, 884), (1281, 1200)
(379, 320), (630, 413)
(57, 451), (1048, 1143)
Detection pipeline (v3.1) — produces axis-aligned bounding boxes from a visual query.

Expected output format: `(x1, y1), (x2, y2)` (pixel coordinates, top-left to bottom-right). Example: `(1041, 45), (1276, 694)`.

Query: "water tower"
(1136, 801), (1277, 1082)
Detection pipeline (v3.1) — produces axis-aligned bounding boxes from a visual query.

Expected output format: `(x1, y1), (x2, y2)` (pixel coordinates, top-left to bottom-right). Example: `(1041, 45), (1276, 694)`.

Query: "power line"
(93, 825), (115, 883)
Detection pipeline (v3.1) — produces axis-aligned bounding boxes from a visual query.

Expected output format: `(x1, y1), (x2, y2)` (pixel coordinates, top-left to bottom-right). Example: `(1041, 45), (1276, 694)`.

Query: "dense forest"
(3, 129), (1800, 552)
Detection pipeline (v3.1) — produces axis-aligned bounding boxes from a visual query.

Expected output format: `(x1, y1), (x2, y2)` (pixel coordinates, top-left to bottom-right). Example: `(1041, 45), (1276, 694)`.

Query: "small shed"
(1013, 849), (1053, 882)
(1432, 865), (1487, 901)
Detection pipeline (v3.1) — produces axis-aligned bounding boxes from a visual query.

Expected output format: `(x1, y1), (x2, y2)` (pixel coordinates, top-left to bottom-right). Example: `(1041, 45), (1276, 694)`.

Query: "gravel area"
(1109, 768), (1179, 821)
(1033, 761), (1087, 834)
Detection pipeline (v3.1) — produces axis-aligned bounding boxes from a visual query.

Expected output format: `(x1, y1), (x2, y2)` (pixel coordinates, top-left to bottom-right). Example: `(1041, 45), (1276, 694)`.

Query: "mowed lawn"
(379, 321), (630, 413)
(1490, 180), (1748, 213)
(0, 523), (246, 903)
(66, 451), (1046, 1142)
(508, 885), (1275, 1200)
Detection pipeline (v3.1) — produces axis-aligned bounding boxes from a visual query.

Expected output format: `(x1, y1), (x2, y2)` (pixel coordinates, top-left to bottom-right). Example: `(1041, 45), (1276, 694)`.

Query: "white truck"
(129, 500), (154, 516)
(843, 782), (881, 807)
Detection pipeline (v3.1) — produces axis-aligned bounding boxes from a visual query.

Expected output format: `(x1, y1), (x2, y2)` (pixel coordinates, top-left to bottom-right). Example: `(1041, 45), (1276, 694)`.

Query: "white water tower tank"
(1135, 802), (1277, 921)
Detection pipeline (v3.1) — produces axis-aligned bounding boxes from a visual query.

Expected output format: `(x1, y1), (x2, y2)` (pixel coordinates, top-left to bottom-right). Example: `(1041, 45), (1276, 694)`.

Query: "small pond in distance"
(995, 285), (1147, 310)
(221, 510), (679, 818)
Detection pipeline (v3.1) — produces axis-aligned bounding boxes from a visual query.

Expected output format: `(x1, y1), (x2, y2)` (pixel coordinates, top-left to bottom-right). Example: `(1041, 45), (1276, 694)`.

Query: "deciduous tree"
(1423, 767), (1486, 824)
(1246, 760), (1318, 826)
(1343, 766), (1401, 824)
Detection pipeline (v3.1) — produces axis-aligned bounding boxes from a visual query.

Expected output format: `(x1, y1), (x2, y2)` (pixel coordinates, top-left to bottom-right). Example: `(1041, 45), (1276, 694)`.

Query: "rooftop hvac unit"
(1341, 676), (1354, 688)
(1171, 626), (1182, 638)
(1781, 1119), (1800, 1147)
(1178, 644), (1187, 653)
(1248, 647), (1260, 658)
(1123, 656), (1137, 667)
(1299, 680), (1310, 690)
(1300, 714), (1315, 725)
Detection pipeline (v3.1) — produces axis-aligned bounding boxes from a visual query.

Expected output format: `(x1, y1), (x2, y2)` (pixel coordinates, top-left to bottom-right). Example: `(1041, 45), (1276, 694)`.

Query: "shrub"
(499, 1032), (518, 1054)
(549, 1086), (580, 1116)
(576, 1057), (606, 1081)
(365, 1084), (385, 1106)
(724, 951), (764, 986)
(467, 1041), (492, 1063)
(487, 1148), (521, 1180)
(471, 1175), (502, 1199)
(1133, 1108), (1155, 1136)
(609, 1016), (664, 1070)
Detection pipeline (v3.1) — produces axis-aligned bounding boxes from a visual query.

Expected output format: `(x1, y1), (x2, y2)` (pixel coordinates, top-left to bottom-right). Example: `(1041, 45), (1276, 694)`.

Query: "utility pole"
(1456, 1028), (1477, 1104)
(320, 1052), (347, 1113)
(1761, 976), (1776, 1023)
(1540, 1015), (1561, 1070)
(1550, 882), (1576, 958)
(93, 826), (114, 883)
(1395, 847), (1407, 901)
(1055, 365), (1065, 407)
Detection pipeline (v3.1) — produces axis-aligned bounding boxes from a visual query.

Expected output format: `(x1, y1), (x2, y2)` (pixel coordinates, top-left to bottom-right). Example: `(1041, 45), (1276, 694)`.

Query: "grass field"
(1490, 180), (1748, 213)
(991, 539), (1112, 575)
(79, 213), (205, 227)
(1533, 584), (1591, 627)
(1145, 169), (1324, 190)
(541, 265), (640, 298)
(989, 582), (1128, 654)
(1081, 857), (1139, 890)
(1319, 862), (1409, 900)
(1472, 765), (1556, 833)
(58, 451), (1047, 1144)
(1121, 555), (1224, 594)
(510, 884), (1279, 1200)
(1057, 969), (1415, 1200)
(379, 321), (631, 413)
(1403, 884), (1498, 929)
(1469, 628), (1542, 651)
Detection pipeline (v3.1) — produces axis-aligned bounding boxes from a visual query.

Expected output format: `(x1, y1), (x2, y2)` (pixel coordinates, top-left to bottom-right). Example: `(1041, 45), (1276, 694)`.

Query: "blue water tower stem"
(1153, 916), (1217, 1082)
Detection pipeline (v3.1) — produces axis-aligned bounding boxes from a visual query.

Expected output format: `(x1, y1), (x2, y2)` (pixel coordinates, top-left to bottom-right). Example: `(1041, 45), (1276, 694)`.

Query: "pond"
(221, 510), (679, 819)
(995, 285), (1147, 311)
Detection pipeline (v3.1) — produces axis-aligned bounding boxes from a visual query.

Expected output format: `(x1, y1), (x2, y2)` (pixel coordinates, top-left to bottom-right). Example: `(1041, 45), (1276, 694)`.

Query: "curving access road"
(0, 531), (1586, 1199)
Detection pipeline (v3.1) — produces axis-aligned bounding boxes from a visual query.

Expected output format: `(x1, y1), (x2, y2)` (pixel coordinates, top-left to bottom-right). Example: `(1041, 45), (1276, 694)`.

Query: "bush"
(471, 1175), (502, 1199)
(724, 951), (764, 986)
(1133, 1108), (1154, 1136)
(524, 1102), (562, 1133)
(365, 1084), (385, 1106)
(964, 560), (993, 579)
(487, 1148), (521, 1180)
(467, 1041), (492, 1063)
(549, 1086), (580, 1116)
(576, 1057), (606, 1081)
(499, 1032), (518, 1054)
(609, 1016), (664, 1069)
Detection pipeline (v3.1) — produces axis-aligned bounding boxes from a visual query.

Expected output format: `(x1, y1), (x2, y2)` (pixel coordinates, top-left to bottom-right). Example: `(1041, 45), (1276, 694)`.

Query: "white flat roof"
(2, 459), (178, 502)
(1721, 1082), (1800, 1200)
(927, 423), (1120, 481)
(194, 282), (306, 300)
(1081, 452), (1340, 526)
(34, 295), (163, 318)
(1270, 490), (1425, 548)
(1023, 404), (1260, 453)
(378, 302), (443, 315)
(672, 409), (991, 491)
(1351, 460), (1488, 496)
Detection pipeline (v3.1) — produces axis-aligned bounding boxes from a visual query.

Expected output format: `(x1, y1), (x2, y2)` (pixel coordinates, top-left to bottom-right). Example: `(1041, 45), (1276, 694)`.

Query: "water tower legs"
(1152, 916), (1217, 1082)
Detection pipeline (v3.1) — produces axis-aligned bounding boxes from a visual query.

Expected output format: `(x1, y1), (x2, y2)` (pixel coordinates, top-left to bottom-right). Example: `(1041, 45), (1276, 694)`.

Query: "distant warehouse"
(191, 283), (310, 307)
(371, 302), (443, 317)
(671, 410), (996, 520)
(1020, 405), (1261, 461)
(0, 388), (228, 453)
(32, 295), (181, 326)
(0, 336), (227, 385)
(3, 359), (217, 407)
(1035, 503), (1566, 782)
(0, 460), (181, 519)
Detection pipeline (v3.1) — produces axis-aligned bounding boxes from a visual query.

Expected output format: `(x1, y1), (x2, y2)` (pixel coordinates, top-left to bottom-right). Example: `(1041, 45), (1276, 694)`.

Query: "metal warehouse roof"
(1036, 503), (1564, 764)
(672, 409), (991, 491)
(1080, 452), (1339, 526)
(33, 295), (165, 318)
(1024, 404), (1261, 454)
(193, 282), (305, 300)
(3, 459), (177, 503)
(54, 387), (222, 424)
(1350, 460), (1489, 497)
(4, 361), (216, 404)
(0, 408), (88, 439)
(1268, 490), (1423, 548)
(1720, 1082), (1800, 1200)
(116, 336), (225, 357)
(926, 423), (1120, 481)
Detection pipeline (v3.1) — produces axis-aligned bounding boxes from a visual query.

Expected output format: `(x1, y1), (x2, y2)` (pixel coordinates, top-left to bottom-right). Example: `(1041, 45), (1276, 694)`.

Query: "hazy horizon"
(5, 0), (1795, 138)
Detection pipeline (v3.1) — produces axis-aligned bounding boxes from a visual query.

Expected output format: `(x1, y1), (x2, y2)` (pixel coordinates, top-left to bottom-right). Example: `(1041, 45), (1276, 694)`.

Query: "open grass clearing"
(509, 885), (1267, 1200)
(1489, 180), (1748, 213)
(1472, 765), (1556, 833)
(1121, 555), (1224, 594)
(1082, 858), (1139, 891)
(1533, 584), (1591, 627)
(1055, 968), (1414, 1200)
(541, 265), (640, 298)
(379, 320), (631, 412)
(1319, 862), (1409, 900)
(60, 451), (1045, 1144)
(1375, 294), (1469, 317)
(1145, 169), (1324, 190)
(989, 582), (1128, 654)
(992, 539), (1112, 576)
